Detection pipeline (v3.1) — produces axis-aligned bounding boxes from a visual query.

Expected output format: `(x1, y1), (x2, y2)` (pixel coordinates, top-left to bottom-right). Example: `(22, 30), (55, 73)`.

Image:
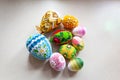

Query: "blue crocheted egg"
(26, 33), (52, 60)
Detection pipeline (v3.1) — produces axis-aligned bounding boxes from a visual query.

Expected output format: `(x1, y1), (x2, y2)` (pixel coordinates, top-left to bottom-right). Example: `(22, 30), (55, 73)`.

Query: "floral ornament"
(33, 43), (48, 58)
(39, 44), (48, 58)
(53, 37), (60, 43)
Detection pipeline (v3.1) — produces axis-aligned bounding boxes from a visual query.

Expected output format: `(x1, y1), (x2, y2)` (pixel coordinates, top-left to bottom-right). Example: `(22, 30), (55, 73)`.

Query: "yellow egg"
(62, 15), (78, 29)
(59, 44), (77, 59)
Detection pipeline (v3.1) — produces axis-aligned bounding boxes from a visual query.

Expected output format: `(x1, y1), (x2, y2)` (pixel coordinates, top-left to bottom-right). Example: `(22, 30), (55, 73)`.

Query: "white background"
(0, 0), (120, 80)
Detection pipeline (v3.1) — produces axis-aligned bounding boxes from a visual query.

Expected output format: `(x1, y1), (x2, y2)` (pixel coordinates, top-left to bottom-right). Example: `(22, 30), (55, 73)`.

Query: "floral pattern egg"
(50, 30), (72, 45)
(68, 58), (84, 71)
(36, 11), (61, 33)
(26, 33), (52, 60)
(49, 52), (66, 71)
(59, 44), (77, 59)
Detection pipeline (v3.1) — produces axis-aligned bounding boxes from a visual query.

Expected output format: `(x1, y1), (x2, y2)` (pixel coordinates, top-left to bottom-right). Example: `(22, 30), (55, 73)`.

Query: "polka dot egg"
(59, 44), (77, 59)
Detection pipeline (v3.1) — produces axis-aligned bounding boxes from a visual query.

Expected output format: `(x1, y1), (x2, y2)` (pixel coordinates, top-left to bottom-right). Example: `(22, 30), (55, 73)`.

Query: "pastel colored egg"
(72, 36), (84, 51)
(49, 52), (66, 71)
(72, 25), (86, 37)
(36, 10), (61, 33)
(26, 33), (52, 60)
(68, 58), (84, 71)
(62, 15), (78, 29)
(50, 30), (72, 45)
(59, 44), (77, 59)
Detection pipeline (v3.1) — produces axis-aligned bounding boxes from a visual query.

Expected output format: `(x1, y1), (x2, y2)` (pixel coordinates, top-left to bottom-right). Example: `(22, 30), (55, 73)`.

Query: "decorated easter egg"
(49, 52), (66, 71)
(72, 36), (84, 51)
(50, 30), (72, 45)
(62, 15), (78, 29)
(68, 58), (84, 71)
(59, 44), (76, 59)
(26, 33), (52, 60)
(36, 10), (61, 33)
(72, 25), (86, 37)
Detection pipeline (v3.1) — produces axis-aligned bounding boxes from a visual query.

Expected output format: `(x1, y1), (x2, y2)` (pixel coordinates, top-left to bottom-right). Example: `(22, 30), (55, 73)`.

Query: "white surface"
(0, 0), (120, 80)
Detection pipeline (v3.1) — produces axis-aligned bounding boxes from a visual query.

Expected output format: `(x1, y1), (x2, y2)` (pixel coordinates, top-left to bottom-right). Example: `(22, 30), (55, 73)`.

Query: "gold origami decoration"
(36, 11), (61, 33)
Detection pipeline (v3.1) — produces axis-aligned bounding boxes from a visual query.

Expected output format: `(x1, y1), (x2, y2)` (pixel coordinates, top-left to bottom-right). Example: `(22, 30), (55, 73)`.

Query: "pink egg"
(72, 25), (87, 37)
(72, 36), (84, 51)
(49, 52), (66, 71)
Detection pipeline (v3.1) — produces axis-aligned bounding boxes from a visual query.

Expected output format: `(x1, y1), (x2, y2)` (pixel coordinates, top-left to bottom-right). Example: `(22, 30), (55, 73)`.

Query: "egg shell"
(49, 52), (66, 71)
(68, 58), (84, 71)
(36, 11), (61, 33)
(59, 44), (77, 59)
(26, 33), (52, 60)
(62, 15), (78, 29)
(72, 36), (84, 51)
(50, 30), (72, 45)
(72, 25), (87, 37)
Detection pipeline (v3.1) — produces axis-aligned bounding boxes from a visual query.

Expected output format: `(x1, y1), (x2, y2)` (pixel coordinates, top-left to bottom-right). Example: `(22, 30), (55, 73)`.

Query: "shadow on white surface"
(28, 54), (61, 78)
(28, 53), (78, 79)
(28, 54), (45, 69)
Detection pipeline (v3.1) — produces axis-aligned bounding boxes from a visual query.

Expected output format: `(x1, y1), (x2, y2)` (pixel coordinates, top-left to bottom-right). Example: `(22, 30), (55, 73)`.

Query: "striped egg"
(68, 58), (84, 71)
(26, 33), (52, 60)
(72, 36), (84, 51)
(59, 44), (77, 59)
(72, 25), (86, 37)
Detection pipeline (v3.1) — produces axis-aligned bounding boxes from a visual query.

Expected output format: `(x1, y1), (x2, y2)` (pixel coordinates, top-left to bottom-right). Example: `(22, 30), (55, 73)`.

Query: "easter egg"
(68, 58), (84, 71)
(62, 15), (78, 29)
(49, 52), (66, 71)
(26, 33), (52, 60)
(50, 30), (72, 45)
(72, 25), (87, 37)
(59, 44), (77, 59)
(72, 36), (84, 51)
(36, 10), (61, 33)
